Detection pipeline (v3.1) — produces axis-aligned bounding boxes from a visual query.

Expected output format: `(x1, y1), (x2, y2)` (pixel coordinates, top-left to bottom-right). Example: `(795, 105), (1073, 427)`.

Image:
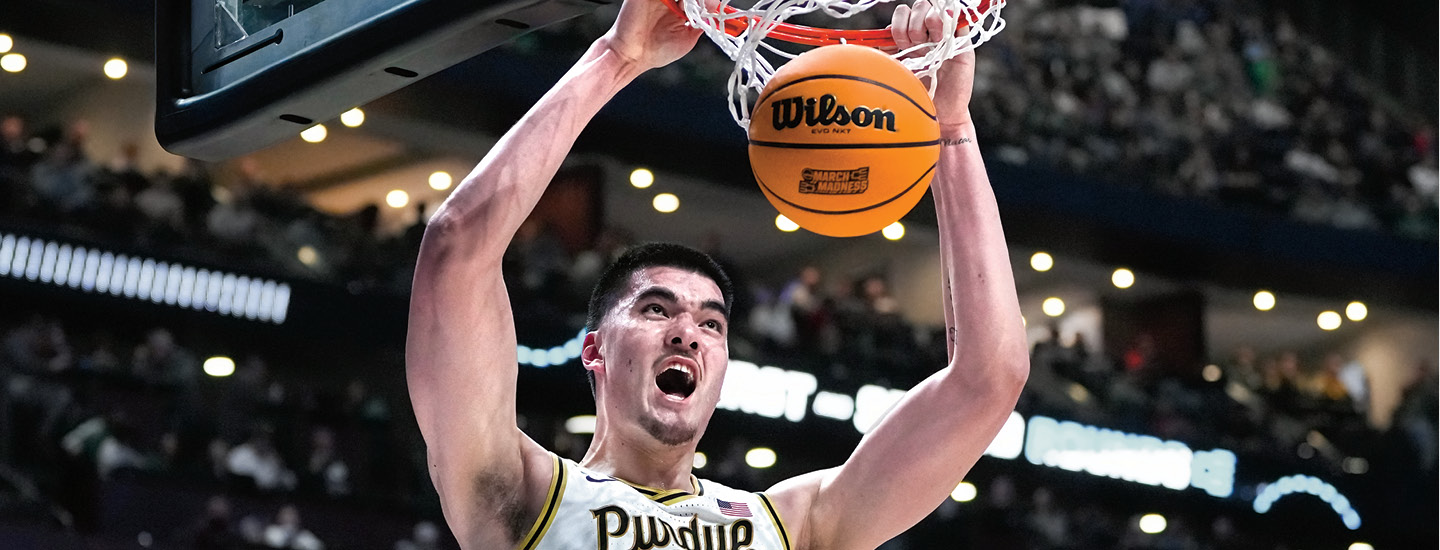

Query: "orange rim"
(664, 0), (999, 48)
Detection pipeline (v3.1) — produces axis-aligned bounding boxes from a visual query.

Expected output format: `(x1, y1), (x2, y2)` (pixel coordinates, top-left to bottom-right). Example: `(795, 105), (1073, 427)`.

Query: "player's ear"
(581, 330), (605, 373)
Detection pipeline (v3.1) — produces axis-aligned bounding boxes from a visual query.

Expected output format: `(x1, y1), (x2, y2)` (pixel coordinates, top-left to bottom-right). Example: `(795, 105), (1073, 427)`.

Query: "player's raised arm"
(765, 2), (1029, 549)
(404, 2), (700, 547)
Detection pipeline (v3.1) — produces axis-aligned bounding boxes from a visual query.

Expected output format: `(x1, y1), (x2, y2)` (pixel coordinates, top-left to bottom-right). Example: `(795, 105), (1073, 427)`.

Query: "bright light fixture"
(693, 452), (707, 469)
(1, 53), (26, 73)
(775, 214), (799, 232)
(203, 356), (236, 377)
(103, 58), (128, 79)
(630, 168), (654, 189)
(429, 171), (453, 191)
(564, 415), (596, 434)
(340, 107), (365, 127)
(1345, 301), (1367, 322)
(1202, 364), (1222, 382)
(1042, 297), (1065, 317)
(300, 124), (327, 143)
(1348, 543), (1373, 550)
(653, 193), (679, 213)
(1253, 290), (1275, 311)
(745, 447), (776, 468)
(1030, 252), (1053, 272)
(386, 190), (409, 209)
(0, 34), (12, 53)
(1112, 268), (1134, 289)
(950, 482), (977, 502)
(882, 222), (905, 240)
(1317, 311), (1342, 331)
(296, 246), (318, 266)
(1138, 514), (1167, 534)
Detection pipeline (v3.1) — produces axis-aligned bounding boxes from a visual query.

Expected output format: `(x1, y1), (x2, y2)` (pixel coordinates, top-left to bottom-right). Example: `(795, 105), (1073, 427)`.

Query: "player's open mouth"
(655, 362), (697, 400)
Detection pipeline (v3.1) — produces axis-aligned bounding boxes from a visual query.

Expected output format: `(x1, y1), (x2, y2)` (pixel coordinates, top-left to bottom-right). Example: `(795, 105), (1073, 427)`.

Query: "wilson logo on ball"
(799, 167), (869, 195)
(771, 94), (897, 132)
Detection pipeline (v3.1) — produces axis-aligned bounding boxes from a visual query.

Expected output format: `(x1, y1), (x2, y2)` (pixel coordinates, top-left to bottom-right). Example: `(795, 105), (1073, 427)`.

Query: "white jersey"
(516, 454), (794, 550)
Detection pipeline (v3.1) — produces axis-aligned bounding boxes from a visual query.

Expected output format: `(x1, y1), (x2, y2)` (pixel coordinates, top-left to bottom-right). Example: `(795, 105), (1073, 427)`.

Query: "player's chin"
(641, 413), (700, 447)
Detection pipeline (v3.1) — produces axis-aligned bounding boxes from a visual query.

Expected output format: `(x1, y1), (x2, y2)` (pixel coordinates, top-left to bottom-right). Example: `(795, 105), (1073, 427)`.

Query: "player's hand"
(603, 0), (703, 70)
(890, 0), (974, 127)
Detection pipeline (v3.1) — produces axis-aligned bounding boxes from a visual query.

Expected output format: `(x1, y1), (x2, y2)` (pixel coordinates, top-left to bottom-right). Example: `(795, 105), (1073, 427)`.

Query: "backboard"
(156, 0), (607, 161)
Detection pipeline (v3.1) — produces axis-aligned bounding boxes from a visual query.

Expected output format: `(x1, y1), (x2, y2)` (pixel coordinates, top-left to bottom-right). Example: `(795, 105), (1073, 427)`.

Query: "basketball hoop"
(670, 0), (1007, 128)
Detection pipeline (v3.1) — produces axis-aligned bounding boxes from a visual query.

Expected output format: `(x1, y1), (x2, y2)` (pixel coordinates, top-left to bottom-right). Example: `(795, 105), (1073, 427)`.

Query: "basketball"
(748, 44), (940, 238)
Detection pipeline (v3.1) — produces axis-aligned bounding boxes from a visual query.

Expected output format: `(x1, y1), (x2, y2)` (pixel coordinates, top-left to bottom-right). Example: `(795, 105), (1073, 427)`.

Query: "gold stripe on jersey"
(515, 455), (567, 550)
(615, 474), (704, 504)
(757, 493), (793, 550)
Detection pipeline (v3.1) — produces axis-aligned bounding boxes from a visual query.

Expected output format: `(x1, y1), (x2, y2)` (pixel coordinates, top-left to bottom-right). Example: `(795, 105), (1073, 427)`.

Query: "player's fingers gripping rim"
(921, 1), (945, 41)
(889, 4), (914, 51)
(906, 0), (931, 48)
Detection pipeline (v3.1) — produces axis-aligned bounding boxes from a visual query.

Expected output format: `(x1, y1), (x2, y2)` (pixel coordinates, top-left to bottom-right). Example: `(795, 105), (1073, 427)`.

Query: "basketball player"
(405, 0), (1029, 548)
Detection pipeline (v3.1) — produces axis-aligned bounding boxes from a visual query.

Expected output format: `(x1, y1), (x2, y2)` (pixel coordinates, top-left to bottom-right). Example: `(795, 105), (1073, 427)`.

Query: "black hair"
(583, 242), (733, 396)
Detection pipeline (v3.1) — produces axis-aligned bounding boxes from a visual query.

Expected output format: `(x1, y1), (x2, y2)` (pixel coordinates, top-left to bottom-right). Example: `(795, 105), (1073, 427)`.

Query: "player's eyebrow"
(636, 287), (729, 320)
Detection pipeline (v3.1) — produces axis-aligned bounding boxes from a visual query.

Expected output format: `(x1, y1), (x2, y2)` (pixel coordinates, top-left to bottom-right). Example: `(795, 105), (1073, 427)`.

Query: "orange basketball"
(749, 44), (940, 238)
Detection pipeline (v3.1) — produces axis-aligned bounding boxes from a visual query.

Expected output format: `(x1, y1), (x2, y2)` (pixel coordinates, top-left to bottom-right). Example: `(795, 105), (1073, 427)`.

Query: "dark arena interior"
(0, 0), (1436, 548)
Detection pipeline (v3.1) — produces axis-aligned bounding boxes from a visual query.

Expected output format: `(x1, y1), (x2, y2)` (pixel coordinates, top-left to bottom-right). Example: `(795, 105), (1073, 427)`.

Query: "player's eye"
(646, 304), (666, 315)
(704, 319), (723, 331)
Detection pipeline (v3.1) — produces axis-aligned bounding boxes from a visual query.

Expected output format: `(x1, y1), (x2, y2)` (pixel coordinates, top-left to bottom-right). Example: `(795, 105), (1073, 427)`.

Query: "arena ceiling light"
(299, 124), (327, 143)
(1042, 297), (1065, 317)
(950, 482), (977, 503)
(1317, 311), (1342, 331)
(1112, 268), (1134, 289)
(881, 222), (905, 240)
(1345, 301), (1367, 321)
(653, 193), (679, 213)
(1, 52), (26, 73)
(693, 452), (708, 469)
(1030, 252), (1053, 272)
(296, 246), (319, 267)
(428, 171), (453, 191)
(1253, 290), (1276, 311)
(1138, 514), (1167, 534)
(630, 168), (654, 189)
(386, 190), (410, 209)
(775, 214), (800, 232)
(104, 58), (128, 79)
(1202, 364), (1222, 382)
(1349, 542), (1374, 550)
(339, 107), (365, 127)
(203, 356), (236, 377)
(745, 447), (776, 469)
(0, 34), (12, 53)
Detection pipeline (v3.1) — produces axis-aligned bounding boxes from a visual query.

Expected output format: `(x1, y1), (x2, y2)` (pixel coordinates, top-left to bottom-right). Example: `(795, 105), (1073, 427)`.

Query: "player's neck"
(581, 424), (697, 493)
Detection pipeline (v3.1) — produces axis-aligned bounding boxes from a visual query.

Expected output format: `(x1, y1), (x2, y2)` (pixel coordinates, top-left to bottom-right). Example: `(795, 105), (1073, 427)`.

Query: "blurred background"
(0, 0), (1436, 548)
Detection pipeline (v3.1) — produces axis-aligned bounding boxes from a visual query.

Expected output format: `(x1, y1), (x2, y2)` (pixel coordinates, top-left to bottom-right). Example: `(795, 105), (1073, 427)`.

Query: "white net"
(679, 0), (1006, 129)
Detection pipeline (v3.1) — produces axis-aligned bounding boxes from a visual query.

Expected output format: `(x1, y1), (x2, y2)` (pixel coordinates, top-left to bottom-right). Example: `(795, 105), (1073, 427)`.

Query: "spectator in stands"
(262, 504), (325, 550)
(780, 265), (828, 354)
(59, 410), (151, 479)
(394, 520), (442, 550)
(134, 176), (188, 244)
(28, 123), (95, 216)
(187, 495), (242, 550)
(1026, 487), (1071, 549)
(130, 328), (200, 387)
(1392, 359), (1438, 473)
(298, 426), (350, 498)
(226, 425), (295, 493)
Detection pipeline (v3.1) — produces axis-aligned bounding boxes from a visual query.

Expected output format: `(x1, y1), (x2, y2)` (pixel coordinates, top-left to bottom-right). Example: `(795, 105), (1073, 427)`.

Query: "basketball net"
(675, 0), (1007, 129)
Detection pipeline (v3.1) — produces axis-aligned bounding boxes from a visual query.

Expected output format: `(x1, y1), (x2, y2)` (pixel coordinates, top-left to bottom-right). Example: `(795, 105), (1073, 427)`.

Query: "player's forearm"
(425, 37), (647, 256)
(933, 122), (1029, 386)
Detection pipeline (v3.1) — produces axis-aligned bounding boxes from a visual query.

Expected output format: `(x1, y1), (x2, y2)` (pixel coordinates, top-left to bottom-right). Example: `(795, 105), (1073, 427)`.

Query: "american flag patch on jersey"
(716, 499), (751, 517)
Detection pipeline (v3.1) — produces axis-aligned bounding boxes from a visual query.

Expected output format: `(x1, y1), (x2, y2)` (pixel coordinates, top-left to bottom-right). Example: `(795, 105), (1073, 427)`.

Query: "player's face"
(596, 266), (729, 447)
